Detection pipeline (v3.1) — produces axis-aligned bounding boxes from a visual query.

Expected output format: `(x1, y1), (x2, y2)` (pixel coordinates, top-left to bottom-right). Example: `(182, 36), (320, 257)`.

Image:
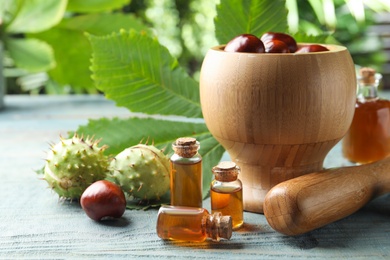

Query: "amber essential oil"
(210, 161), (243, 229)
(156, 205), (232, 242)
(343, 67), (390, 164)
(170, 137), (202, 208)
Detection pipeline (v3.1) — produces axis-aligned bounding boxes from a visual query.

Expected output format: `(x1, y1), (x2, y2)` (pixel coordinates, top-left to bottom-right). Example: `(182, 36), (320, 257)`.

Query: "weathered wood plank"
(0, 95), (389, 259)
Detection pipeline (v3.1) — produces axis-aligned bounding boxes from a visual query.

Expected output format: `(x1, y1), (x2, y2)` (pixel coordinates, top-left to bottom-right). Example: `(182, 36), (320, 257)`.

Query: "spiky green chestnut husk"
(44, 134), (109, 199)
(108, 144), (170, 200)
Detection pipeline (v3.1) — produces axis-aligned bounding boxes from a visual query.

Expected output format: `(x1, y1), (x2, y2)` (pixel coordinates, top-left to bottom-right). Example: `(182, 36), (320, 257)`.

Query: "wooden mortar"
(200, 44), (356, 213)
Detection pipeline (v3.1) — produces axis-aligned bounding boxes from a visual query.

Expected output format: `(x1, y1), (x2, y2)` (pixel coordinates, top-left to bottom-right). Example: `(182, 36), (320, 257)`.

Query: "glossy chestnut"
(80, 180), (126, 221)
(264, 39), (290, 53)
(260, 32), (297, 53)
(296, 44), (329, 53)
(224, 34), (265, 53)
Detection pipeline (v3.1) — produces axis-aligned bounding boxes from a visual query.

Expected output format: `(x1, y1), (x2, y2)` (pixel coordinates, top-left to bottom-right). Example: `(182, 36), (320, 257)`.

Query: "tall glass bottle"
(156, 205), (232, 242)
(342, 67), (390, 164)
(170, 137), (202, 207)
(210, 161), (243, 229)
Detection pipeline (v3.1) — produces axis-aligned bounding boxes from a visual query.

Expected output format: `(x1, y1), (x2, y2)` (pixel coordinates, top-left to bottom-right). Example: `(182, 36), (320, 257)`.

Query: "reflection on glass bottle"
(342, 67), (390, 164)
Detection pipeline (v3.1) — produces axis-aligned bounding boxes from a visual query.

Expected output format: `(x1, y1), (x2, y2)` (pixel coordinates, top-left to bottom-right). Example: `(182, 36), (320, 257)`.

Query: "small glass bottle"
(156, 205), (232, 242)
(170, 137), (202, 207)
(210, 161), (243, 230)
(342, 67), (390, 164)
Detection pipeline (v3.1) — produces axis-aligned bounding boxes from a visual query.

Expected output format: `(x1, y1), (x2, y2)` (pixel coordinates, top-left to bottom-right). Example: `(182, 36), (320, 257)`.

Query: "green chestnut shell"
(44, 134), (109, 199)
(108, 144), (170, 200)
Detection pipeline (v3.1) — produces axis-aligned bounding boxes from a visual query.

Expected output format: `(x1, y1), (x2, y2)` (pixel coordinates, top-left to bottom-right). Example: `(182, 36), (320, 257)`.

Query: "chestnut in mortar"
(260, 32), (298, 53)
(264, 39), (290, 53)
(296, 44), (329, 53)
(224, 34), (265, 53)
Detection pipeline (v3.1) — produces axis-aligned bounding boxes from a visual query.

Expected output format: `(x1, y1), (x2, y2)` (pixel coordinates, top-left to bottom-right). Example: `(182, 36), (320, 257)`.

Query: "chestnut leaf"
(4, 0), (67, 34)
(6, 38), (55, 73)
(31, 13), (151, 93)
(215, 0), (288, 44)
(66, 0), (130, 13)
(74, 117), (225, 199)
(87, 29), (202, 118)
(292, 32), (331, 44)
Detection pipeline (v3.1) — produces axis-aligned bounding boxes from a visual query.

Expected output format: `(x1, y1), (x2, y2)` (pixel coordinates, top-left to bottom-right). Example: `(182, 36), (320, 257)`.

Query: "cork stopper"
(206, 212), (232, 241)
(212, 161), (240, 182)
(218, 215), (233, 240)
(172, 137), (200, 158)
(359, 67), (376, 84)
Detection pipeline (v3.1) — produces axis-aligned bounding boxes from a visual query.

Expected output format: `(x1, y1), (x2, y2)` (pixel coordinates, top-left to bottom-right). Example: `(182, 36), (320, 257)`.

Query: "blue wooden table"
(1, 95), (389, 259)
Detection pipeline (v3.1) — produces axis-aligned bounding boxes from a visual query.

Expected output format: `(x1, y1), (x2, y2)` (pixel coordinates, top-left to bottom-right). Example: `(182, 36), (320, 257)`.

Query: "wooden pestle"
(263, 157), (390, 236)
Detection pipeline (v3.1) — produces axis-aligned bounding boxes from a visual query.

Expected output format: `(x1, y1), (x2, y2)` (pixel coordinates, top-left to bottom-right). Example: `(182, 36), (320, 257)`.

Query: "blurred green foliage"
(1, 0), (389, 94)
(289, 0), (390, 73)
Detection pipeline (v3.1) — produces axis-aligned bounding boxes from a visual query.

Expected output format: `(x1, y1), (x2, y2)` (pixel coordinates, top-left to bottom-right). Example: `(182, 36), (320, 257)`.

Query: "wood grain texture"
(1, 95), (390, 259)
(264, 157), (390, 236)
(200, 44), (356, 213)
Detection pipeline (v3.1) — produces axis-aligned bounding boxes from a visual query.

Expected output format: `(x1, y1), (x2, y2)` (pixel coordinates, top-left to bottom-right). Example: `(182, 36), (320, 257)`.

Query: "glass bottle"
(156, 205), (232, 242)
(342, 67), (390, 164)
(170, 137), (202, 207)
(210, 161), (244, 229)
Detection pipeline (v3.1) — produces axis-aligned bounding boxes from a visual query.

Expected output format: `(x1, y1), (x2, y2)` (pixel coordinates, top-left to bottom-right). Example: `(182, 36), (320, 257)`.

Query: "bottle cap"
(359, 67), (376, 84)
(172, 137), (200, 158)
(358, 67), (382, 85)
(212, 161), (240, 182)
(207, 212), (232, 241)
(218, 215), (233, 240)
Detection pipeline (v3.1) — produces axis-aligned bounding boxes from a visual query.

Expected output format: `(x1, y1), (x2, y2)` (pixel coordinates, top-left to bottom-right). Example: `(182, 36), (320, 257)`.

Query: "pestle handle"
(263, 157), (390, 236)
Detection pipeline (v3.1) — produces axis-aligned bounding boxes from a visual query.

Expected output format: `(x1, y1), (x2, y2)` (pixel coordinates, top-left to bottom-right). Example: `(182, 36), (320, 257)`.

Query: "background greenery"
(1, 0), (390, 94)
(4, 0), (390, 204)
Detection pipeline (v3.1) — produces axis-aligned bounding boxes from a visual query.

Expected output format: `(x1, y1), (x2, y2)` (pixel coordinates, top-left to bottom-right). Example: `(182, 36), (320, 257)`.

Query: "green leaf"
(31, 28), (93, 93)
(59, 13), (151, 36)
(199, 135), (226, 198)
(74, 117), (209, 156)
(307, 0), (326, 25)
(6, 38), (55, 72)
(214, 0), (288, 44)
(5, 0), (67, 34)
(74, 117), (225, 198)
(67, 0), (130, 13)
(0, 0), (17, 25)
(31, 13), (151, 93)
(88, 29), (202, 118)
(126, 196), (170, 210)
(292, 32), (331, 43)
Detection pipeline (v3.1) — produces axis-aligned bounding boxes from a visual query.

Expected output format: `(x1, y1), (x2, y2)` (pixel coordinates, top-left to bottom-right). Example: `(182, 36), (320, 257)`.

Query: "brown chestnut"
(295, 44), (329, 53)
(80, 180), (126, 221)
(264, 39), (290, 53)
(260, 32), (297, 53)
(224, 34), (265, 53)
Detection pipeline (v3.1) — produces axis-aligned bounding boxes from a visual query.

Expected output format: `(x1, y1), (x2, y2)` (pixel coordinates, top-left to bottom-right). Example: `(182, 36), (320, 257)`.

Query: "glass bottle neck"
(356, 72), (382, 101)
(357, 84), (378, 101)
